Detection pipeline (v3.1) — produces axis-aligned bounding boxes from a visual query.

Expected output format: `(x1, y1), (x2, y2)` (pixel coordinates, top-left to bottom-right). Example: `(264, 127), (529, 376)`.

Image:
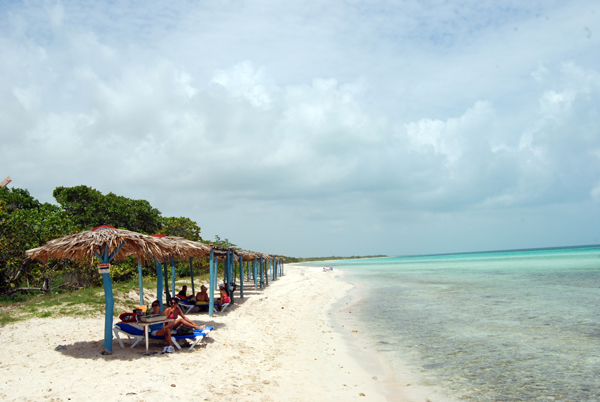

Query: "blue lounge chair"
(177, 298), (230, 314)
(113, 322), (214, 351)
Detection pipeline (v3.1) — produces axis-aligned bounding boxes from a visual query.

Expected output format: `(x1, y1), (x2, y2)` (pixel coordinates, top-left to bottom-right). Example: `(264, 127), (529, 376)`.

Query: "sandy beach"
(0, 264), (393, 402)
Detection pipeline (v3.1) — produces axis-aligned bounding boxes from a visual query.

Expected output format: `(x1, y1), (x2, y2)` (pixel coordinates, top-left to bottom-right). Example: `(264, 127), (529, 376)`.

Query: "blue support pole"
(223, 254), (228, 288)
(214, 257), (220, 297)
(163, 261), (170, 304)
(94, 241), (125, 354)
(265, 258), (269, 286)
(228, 251), (234, 303)
(209, 250), (215, 317)
(190, 257), (195, 296)
(156, 260), (164, 312)
(259, 257), (264, 289)
(101, 271), (114, 353)
(171, 259), (176, 298)
(137, 258), (144, 306)
(240, 256), (244, 299)
(253, 259), (257, 290)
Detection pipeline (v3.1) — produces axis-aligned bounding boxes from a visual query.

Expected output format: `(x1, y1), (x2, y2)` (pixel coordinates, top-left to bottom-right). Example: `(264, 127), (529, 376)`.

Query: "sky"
(1, 0), (600, 257)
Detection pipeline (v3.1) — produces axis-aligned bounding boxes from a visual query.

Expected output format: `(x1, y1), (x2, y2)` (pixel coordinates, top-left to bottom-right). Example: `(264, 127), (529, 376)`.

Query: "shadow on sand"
(54, 320), (226, 360)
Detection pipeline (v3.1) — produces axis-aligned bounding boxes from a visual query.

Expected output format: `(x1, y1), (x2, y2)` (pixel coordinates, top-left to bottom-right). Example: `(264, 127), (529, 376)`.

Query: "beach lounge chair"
(177, 298), (230, 314)
(177, 299), (205, 314)
(113, 322), (214, 351)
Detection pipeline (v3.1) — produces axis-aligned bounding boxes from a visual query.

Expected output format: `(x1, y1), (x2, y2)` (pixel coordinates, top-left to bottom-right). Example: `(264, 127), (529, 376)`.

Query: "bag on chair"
(177, 325), (194, 336)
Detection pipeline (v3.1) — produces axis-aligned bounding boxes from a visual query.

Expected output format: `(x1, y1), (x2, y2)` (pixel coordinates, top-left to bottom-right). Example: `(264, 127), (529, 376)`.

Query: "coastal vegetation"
(0, 185), (211, 296)
(0, 184), (383, 325)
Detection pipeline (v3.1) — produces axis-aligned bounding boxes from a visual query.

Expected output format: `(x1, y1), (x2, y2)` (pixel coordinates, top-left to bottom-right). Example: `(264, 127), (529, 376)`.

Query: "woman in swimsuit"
(219, 287), (231, 304)
(149, 301), (176, 351)
(163, 298), (203, 330)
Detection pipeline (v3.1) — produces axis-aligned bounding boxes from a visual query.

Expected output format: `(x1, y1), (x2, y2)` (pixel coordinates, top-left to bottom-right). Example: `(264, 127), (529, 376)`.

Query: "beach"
(0, 264), (394, 402)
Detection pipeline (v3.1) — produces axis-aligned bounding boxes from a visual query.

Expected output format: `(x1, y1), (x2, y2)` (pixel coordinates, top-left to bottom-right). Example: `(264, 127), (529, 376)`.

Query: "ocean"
(306, 246), (600, 401)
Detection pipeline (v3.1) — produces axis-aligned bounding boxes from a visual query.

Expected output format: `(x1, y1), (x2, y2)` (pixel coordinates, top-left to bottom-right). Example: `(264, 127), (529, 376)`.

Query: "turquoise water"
(309, 246), (600, 401)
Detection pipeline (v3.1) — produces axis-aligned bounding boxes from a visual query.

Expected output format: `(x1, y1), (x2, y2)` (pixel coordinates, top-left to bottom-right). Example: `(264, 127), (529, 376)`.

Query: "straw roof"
(237, 250), (258, 260)
(26, 226), (173, 263)
(151, 235), (212, 260)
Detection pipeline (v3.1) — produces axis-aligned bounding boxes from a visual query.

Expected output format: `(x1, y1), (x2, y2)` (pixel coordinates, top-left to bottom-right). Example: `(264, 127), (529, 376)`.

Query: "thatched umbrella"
(26, 225), (173, 354)
(232, 249), (260, 298)
(150, 235), (212, 306)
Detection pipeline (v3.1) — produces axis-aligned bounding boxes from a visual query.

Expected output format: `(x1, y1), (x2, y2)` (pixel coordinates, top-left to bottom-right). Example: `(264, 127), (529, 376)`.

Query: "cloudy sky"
(2, 0), (600, 257)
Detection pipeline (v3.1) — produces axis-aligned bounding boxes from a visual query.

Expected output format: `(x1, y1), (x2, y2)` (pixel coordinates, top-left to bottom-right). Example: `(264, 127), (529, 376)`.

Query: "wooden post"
(240, 256), (244, 299)
(189, 257), (195, 296)
(137, 258), (144, 306)
(163, 261), (170, 304)
(209, 250), (215, 317)
(223, 254), (228, 289)
(259, 257), (264, 289)
(94, 241), (125, 354)
(228, 251), (234, 303)
(265, 258), (269, 286)
(253, 259), (258, 290)
(155, 260), (163, 312)
(171, 259), (176, 299)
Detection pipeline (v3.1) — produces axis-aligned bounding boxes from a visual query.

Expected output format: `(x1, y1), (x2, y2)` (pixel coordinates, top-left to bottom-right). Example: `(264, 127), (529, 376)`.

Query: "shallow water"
(309, 246), (600, 401)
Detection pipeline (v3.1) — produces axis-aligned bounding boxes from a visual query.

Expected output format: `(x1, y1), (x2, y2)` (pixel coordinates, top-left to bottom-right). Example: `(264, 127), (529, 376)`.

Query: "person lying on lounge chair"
(163, 298), (204, 330)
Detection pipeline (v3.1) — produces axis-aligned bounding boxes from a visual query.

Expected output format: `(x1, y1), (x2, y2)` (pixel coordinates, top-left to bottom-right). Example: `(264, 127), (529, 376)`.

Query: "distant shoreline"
(285, 255), (390, 263)
(394, 243), (600, 259)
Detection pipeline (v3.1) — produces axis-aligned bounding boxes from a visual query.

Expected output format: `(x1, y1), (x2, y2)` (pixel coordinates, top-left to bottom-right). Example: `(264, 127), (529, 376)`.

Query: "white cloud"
(211, 61), (272, 109)
(2, 0), (600, 255)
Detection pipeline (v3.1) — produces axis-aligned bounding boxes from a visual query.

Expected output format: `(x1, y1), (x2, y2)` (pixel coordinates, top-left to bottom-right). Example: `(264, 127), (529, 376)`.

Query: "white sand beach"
(0, 264), (397, 402)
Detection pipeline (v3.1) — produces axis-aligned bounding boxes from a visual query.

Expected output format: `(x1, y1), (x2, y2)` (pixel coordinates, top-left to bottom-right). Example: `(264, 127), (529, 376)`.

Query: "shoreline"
(0, 263), (392, 401)
(319, 263), (459, 402)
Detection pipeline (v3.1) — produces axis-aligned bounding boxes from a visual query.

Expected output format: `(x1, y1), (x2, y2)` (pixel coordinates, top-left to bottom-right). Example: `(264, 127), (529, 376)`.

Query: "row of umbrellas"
(26, 225), (284, 354)
(26, 225), (273, 263)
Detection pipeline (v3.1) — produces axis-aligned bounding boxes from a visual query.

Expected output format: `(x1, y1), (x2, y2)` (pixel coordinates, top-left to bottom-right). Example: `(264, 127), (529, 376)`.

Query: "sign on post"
(98, 263), (111, 274)
(0, 176), (11, 188)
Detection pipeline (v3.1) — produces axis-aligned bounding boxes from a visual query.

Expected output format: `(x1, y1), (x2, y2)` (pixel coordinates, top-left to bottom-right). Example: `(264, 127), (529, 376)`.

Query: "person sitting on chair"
(149, 300), (176, 353)
(218, 285), (231, 305)
(163, 297), (204, 330)
(195, 285), (210, 303)
(176, 285), (195, 301)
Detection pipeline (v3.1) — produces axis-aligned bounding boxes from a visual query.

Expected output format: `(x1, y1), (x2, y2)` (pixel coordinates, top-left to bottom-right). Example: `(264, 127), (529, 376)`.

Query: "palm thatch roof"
(151, 235), (212, 260)
(26, 226), (173, 263)
(237, 250), (258, 260)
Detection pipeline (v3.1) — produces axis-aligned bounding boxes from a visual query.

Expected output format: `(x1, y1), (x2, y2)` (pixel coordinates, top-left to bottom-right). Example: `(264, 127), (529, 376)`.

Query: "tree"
(103, 192), (162, 234)
(159, 216), (202, 241)
(0, 186), (41, 213)
(52, 185), (103, 229)
(53, 185), (162, 233)
(210, 235), (237, 249)
(0, 189), (78, 293)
